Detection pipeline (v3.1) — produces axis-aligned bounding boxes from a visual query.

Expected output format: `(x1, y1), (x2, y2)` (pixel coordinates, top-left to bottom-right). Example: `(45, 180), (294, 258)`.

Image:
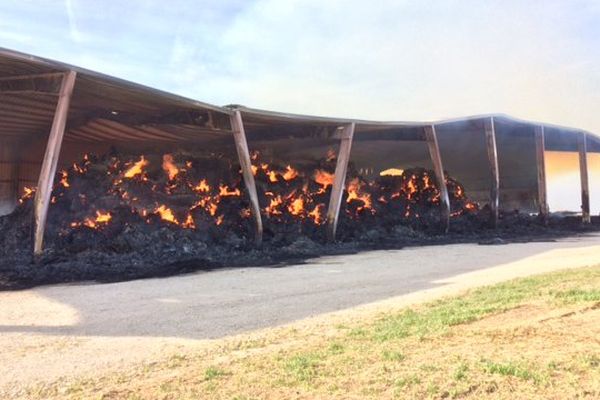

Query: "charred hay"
(0, 151), (598, 290)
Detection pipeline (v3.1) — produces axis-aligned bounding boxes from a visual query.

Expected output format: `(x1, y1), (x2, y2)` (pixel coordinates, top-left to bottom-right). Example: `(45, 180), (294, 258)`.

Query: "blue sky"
(0, 0), (599, 134)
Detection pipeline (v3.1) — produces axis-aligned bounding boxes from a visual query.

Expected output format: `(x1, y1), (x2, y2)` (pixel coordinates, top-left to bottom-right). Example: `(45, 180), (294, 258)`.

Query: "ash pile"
(0, 150), (595, 290)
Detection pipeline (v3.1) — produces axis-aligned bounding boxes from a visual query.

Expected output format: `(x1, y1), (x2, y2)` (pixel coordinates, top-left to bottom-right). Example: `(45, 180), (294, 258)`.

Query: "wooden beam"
(326, 123), (355, 242)
(32, 71), (77, 255)
(0, 72), (65, 83)
(0, 90), (59, 96)
(484, 117), (500, 227)
(0, 72), (64, 95)
(230, 110), (263, 245)
(424, 125), (450, 233)
(534, 125), (549, 220)
(578, 132), (591, 224)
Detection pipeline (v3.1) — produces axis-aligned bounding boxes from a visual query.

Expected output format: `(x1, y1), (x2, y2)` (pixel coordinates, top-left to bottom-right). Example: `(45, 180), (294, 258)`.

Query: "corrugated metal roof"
(0, 47), (233, 144)
(0, 47), (597, 149)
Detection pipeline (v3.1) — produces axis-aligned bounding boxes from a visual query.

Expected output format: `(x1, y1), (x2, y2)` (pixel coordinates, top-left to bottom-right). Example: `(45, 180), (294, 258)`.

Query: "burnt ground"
(1, 203), (599, 291)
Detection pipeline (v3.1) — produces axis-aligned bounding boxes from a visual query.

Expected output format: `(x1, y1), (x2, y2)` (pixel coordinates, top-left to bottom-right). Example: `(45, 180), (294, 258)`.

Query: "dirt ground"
(1, 234), (600, 397)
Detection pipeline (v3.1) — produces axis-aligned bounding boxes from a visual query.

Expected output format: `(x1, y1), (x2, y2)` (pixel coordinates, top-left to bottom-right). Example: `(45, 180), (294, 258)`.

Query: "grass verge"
(16, 266), (600, 399)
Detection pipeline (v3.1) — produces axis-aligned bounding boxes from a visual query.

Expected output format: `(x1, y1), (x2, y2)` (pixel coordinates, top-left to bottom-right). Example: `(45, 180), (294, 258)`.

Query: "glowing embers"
(70, 210), (112, 229)
(41, 152), (250, 233)
(370, 168), (478, 219)
(18, 186), (36, 204)
(59, 170), (70, 188)
(251, 151), (335, 226)
(18, 149), (480, 239)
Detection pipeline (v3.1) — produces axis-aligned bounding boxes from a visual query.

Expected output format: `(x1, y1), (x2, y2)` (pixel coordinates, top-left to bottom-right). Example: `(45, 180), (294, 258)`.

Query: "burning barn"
(0, 47), (598, 288)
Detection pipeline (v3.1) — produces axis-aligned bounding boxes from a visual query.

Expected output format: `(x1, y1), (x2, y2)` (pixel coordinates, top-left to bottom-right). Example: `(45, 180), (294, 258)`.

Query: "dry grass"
(15, 267), (600, 399)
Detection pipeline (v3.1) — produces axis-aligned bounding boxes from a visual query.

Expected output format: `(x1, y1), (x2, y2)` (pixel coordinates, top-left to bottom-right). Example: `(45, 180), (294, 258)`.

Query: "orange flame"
(155, 205), (178, 224)
(162, 154), (179, 180)
(19, 186), (35, 204)
(268, 170), (278, 183)
(314, 170), (334, 188)
(266, 195), (283, 216)
(208, 202), (218, 216)
(308, 204), (325, 224)
(59, 170), (70, 188)
(71, 210), (112, 229)
(346, 178), (372, 211)
(288, 196), (304, 215)
(219, 185), (241, 197)
(95, 210), (112, 224)
(194, 179), (210, 193)
(183, 214), (195, 229)
(283, 165), (298, 181)
(406, 176), (418, 199)
(124, 156), (148, 179)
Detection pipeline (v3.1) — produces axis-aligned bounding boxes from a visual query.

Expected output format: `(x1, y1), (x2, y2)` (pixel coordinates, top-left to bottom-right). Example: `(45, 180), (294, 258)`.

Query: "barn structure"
(0, 47), (597, 255)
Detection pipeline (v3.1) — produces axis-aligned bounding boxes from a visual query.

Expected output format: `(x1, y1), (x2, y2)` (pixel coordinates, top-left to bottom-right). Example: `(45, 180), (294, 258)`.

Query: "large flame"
(346, 178), (372, 213)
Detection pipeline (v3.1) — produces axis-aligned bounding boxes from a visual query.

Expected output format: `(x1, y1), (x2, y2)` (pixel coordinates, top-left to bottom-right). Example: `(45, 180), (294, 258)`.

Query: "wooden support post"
(534, 125), (549, 220)
(578, 132), (591, 224)
(33, 71), (76, 255)
(230, 110), (263, 245)
(424, 125), (450, 233)
(484, 117), (500, 227)
(326, 123), (355, 242)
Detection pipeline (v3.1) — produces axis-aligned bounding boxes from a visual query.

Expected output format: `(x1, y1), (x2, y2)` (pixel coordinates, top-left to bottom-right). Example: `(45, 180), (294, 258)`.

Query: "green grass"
(552, 288), (600, 304)
(203, 366), (226, 381)
(395, 374), (421, 388)
(370, 268), (600, 342)
(328, 342), (345, 355)
(482, 360), (542, 383)
(283, 353), (322, 383)
(453, 361), (469, 381)
(382, 349), (405, 362)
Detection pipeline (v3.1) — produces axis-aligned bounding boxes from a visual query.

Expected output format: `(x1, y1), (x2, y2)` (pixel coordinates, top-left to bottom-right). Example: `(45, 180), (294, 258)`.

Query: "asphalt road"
(2, 234), (600, 340)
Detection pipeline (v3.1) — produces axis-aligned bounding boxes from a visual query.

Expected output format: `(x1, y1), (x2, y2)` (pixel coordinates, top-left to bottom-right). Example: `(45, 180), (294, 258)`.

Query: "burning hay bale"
(49, 152), (252, 238)
(2, 148), (592, 290)
(250, 150), (336, 240)
(12, 149), (480, 251)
